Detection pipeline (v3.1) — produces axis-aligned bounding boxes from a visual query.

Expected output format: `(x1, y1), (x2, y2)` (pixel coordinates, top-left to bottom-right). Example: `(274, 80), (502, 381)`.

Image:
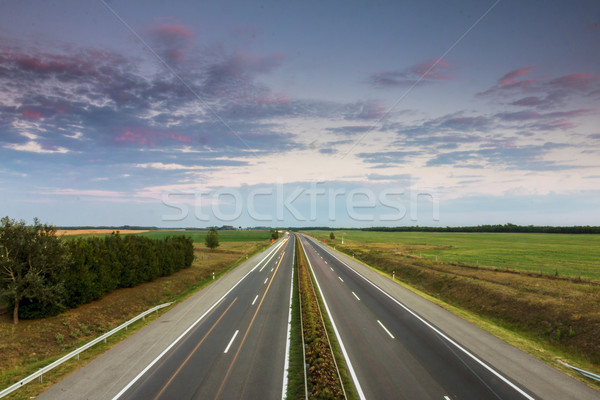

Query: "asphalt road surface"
(36, 235), (295, 400)
(116, 235), (295, 400)
(298, 234), (599, 400)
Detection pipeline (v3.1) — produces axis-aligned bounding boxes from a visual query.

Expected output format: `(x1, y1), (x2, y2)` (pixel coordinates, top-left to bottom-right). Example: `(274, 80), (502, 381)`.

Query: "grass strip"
(286, 238), (307, 400)
(296, 235), (360, 400)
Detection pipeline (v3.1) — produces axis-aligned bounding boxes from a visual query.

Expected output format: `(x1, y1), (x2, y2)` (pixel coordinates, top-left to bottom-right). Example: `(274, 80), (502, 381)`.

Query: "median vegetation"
(287, 235), (362, 399)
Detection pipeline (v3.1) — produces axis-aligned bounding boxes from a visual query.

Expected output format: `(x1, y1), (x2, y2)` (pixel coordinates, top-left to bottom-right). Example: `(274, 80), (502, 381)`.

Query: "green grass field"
(133, 230), (273, 243)
(62, 229), (274, 243)
(306, 230), (600, 280)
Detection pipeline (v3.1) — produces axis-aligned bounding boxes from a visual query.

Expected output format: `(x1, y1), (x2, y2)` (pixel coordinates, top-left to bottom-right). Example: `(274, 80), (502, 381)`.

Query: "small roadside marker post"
(212, 272), (215, 280)
(392, 270), (395, 280)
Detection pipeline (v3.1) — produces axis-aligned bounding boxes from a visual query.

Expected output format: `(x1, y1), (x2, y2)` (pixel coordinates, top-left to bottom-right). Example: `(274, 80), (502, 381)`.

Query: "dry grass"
(0, 241), (265, 398)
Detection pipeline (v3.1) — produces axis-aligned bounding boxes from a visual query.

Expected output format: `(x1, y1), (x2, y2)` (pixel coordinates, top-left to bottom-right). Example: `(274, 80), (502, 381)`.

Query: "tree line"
(361, 223), (600, 234)
(0, 217), (194, 324)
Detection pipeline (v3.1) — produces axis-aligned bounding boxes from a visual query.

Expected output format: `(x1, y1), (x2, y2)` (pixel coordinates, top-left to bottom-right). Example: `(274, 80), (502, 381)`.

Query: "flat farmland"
(307, 231), (600, 280)
(133, 229), (273, 243)
(61, 229), (274, 243)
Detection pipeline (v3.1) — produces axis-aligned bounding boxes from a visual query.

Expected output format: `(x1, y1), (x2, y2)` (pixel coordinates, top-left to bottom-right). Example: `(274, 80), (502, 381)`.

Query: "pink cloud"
(149, 23), (193, 39)
(253, 94), (291, 105)
(147, 22), (194, 63)
(498, 66), (533, 86)
(410, 59), (453, 80)
(370, 59), (455, 88)
(21, 109), (41, 119)
(510, 96), (541, 106)
(549, 73), (598, 90)
(115, 128), (192, 146)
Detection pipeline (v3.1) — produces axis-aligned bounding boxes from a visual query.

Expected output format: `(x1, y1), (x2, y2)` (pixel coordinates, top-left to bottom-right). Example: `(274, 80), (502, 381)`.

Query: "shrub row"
(19, 233), (194, 318)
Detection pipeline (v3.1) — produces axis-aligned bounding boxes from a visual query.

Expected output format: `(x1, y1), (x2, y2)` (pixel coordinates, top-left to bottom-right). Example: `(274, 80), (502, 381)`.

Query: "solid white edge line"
(352, 291), (360, 301)
(281, 238), (295, 399)
(112, 239), (286, 400)
(377, 320), (395, 339)
(224, 330), (239, 353)
(298, 236), (366, 400)
(252, 295), (259, 305)
(306, 235), (535, 400)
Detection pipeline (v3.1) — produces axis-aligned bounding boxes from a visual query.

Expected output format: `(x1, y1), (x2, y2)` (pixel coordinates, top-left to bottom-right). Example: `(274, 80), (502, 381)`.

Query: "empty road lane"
(111, 235), (295, 400)
(299, 234), (536, 400)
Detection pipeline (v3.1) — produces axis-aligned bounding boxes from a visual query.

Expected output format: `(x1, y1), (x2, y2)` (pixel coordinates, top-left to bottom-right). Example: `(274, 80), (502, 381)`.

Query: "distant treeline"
(19, 233), (194, 318)
(361, 224), (600, 234)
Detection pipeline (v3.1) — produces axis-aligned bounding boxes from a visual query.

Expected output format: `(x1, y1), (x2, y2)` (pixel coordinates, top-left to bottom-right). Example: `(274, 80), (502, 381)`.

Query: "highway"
(35, 232), (599, 400)
(114, 234), (295, 399)
(298, 234), (536, 400)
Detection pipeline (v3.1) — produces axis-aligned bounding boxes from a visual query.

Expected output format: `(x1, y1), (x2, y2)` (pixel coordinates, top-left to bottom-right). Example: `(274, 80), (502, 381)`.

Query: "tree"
(329, 232), (335, 240)
(271, 230), (279, 240)
(205, 227), (219, 249)
(0, 217), (68, 324)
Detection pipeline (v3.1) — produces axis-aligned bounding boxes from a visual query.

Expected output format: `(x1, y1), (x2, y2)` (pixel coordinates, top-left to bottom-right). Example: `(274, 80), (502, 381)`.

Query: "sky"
(0, 0), (599, 228)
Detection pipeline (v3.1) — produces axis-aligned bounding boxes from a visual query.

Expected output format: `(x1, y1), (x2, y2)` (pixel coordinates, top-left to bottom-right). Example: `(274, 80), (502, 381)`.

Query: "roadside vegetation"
(0, 230), (268, 400)
(307, 230), (600, 280)
(307, 230), (600, 387)
(0, 217), (194, 324)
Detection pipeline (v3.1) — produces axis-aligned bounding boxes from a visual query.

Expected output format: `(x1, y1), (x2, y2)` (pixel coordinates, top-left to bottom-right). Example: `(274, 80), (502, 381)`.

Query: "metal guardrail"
(557, 360), (600, 382)
(0, 302), (173, 398)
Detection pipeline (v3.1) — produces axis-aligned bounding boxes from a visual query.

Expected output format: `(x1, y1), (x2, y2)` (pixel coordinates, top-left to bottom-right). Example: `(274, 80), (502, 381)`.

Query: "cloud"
(357, 150), (422, 167)
(344, 100), (387, 120)
(425, 142), (578, 171)
(497, 66), (534, 86)
(370, 59), (454, 88)
(326, 125), (377, 135)
(548, 73), (598, 90)
(4, 140), (69, 154)
(115, 128), (192, 147)
(147, 22), (194, 63)
(479, 66), (600, 109)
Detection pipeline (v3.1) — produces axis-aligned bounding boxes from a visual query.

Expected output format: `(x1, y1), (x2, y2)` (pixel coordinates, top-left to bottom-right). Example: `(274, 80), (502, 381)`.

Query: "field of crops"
(134, 230), (273, 243)
(63, 229), (274, 243)
(306, 230), (600, 280)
